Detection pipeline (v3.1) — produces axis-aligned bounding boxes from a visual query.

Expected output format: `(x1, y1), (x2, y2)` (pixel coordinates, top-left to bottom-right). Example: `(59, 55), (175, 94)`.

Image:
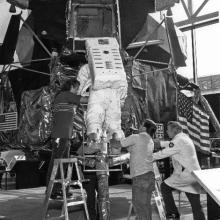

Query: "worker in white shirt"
(111, 119), (157, 220)
(153, 121), (205, 220)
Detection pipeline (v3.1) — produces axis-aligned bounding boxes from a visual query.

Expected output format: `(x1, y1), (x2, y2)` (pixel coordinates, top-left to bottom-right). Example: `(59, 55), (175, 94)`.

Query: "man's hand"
(109, 138), (121, 154)
(109, 139), (121, 149)
(80, 96), (89, 104)
(153, 139), (162, 152)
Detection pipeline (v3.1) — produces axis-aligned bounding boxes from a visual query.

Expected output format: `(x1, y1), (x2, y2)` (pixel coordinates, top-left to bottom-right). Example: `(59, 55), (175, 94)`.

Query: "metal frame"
(82, 145), (123, 172)
(174, 0), (219, 84)
(79, 119), (123, 173)
(0, 13), (52, 77)
(133, 18), (165, 60)
(176, 0), (219, 29)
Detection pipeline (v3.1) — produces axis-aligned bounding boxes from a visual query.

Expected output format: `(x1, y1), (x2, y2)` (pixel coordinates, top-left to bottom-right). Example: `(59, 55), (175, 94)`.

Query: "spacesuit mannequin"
(77, 37), (128, 220)
(77, 63), (127, 143)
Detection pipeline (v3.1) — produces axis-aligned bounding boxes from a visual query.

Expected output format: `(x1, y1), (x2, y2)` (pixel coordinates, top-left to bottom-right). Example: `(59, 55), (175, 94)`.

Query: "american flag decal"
(0, 112), (18, 131)
(177, 92), (210, 152)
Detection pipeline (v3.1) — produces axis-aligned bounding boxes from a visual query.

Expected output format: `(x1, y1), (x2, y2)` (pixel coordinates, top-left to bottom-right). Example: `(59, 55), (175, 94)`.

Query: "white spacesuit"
(77, 38), (128, 158)
(77, 63), (127, 142)
(77, 38), (128, 220)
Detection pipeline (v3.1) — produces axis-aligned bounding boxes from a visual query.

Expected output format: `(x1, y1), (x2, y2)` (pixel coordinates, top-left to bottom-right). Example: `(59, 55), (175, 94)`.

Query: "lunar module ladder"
(42, 158), (90, 220)
(127, 162), (166, 220)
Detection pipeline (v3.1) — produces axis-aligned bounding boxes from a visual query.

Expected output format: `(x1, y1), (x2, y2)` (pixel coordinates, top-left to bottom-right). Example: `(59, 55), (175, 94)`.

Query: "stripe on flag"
(177, 92), (210, 152)
(0, 112), (18, 131)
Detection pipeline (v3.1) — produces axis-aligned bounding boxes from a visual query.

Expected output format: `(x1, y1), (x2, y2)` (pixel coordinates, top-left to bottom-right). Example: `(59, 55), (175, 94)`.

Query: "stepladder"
(42, 158), (90, 220)
(153, 162), (166, 220)
(127, 162), (166, 220)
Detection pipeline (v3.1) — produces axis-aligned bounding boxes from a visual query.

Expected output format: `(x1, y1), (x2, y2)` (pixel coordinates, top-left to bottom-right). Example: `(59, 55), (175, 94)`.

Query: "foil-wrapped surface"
(97, 174), (110, 220)
(18, 86), (54, 145)
(95, 153), (109, 175)
(18, 62), (84, 146)
(50, 62), (78, 90)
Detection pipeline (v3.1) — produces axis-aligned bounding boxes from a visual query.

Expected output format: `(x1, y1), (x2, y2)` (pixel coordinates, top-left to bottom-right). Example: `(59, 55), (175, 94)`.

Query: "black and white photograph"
(0, 0), (220, 219)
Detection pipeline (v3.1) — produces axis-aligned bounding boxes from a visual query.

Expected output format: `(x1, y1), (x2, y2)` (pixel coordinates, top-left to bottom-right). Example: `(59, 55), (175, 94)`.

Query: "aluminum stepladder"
(153, 161), (166, 220)
(42, 158), (90, 220)
(127, 162), (166, 220)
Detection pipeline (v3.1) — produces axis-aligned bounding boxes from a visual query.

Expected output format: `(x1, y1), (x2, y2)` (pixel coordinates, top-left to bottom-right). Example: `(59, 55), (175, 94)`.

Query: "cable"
(9, 58), (51, 66)
(10, 65), (50, 76)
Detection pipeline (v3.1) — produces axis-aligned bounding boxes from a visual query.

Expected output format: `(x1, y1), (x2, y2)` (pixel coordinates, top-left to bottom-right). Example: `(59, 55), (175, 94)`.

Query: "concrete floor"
(0, 184), (207, 220)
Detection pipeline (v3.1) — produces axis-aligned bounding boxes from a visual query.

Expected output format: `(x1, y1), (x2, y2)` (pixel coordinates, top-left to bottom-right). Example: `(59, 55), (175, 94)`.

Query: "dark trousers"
(83, 172), (99, 220)
(46, 138), (70, 194)
(161, 182), (206, 220)
(132, 171), (155, 220)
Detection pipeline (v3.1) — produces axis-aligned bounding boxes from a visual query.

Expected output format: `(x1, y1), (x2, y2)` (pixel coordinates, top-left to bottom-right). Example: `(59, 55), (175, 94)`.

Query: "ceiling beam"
(175, 11), (219, 28)
(180, 0), (191, 18)
(180, 17), (219, 31)
(193, 0), (209, 17)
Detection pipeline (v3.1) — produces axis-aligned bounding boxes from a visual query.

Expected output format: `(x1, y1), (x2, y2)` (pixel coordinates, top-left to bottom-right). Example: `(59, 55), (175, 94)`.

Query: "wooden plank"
(192, 168), (220, 206)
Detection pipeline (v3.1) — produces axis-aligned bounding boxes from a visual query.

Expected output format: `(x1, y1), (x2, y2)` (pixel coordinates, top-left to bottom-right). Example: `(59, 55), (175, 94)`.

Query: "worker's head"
(167, 121), (182, 139)
(61, 78), (80, 94)
(139, 119), (157, 138)
(70, 78), (80, 94)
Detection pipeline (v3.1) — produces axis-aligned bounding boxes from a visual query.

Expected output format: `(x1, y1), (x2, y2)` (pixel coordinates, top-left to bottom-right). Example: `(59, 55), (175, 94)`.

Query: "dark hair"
(143, 119), (157, 138)
(61, 78), (80, 91)
(71, 78), (80, 88)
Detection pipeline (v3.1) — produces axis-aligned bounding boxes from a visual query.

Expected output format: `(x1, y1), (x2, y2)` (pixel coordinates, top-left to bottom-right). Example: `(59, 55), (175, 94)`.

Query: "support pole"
(188, 0), (198, 84)
(191, 28), (198, 84)
(116, 0), (122, 48)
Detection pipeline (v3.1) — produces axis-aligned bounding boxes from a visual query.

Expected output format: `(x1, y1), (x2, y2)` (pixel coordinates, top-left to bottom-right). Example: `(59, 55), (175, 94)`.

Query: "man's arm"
(80, 96), (89, 104)
(120, 135), (136, 148)
(66, 93), (88, 105)
(110, 134), (136, 150)
(153, 141), (180, 160)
